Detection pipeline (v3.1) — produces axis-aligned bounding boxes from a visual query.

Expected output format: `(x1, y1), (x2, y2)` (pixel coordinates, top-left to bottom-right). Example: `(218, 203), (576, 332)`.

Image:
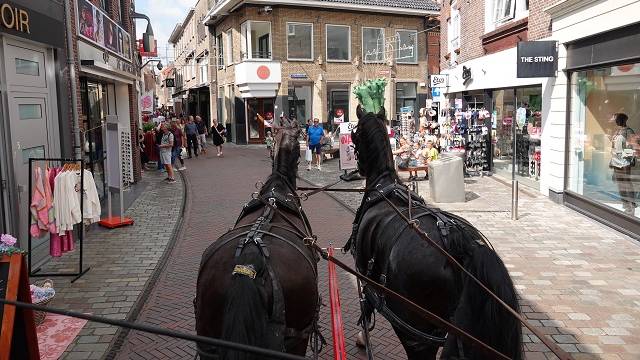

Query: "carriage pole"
(328, 247), (348, 360)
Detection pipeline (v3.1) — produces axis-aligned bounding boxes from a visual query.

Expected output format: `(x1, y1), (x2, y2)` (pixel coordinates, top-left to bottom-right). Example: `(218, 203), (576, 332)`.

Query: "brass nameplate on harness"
(232, 265), (257, 279)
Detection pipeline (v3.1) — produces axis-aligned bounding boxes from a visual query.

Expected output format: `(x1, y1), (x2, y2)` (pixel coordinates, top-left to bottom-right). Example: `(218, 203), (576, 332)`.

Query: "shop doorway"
(327, 82), (350, 131)
(81, 79), (110, 201)
(246, 98), (274, 143)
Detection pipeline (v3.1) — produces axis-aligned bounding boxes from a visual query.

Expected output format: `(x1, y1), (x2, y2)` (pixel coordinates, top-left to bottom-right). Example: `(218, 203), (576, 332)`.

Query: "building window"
(240, 21), (271, 60)
(448, 4), (460, 54)
(217, 34), (224, 68)
(362, 27), (384, 63)
(568, 62), (640, 217)
(198, 56), (208, 84)
(488, 0), (529, 29)
(226, 30), (233, 65)
(395, 82), (416, 119)
(326, 24), (350, 62)
(395, 30), (418, 64)
(287, 22), (313, 61)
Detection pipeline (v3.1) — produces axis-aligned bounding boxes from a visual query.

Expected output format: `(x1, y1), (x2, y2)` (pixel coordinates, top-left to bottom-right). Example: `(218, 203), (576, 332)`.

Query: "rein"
(295, 178), (571, 360)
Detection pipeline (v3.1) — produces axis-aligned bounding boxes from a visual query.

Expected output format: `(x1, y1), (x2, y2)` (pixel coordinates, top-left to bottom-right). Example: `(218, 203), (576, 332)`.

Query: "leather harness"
(344, 176), (465, 348)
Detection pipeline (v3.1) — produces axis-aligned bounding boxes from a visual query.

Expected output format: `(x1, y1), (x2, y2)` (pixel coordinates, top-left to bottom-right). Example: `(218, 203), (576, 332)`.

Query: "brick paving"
(110, 145), (402, 359)
(300, 157), (640, 360)
(33, 170), (185, 360)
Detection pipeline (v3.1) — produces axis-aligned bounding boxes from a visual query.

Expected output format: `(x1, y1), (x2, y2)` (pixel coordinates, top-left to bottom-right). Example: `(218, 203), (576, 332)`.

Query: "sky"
(134, 0), (196, 63)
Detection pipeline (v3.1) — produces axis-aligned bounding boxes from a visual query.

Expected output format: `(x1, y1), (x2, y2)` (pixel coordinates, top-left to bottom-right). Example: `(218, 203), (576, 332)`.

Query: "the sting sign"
(517, 41), (558, 78)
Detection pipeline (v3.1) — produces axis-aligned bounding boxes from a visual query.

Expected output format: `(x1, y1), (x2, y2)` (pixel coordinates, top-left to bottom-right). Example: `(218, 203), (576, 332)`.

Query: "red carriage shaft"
(328, 247), (348, 360)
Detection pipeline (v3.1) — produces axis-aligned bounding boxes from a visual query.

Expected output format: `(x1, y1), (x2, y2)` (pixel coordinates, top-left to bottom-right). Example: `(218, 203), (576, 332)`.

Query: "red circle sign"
(617, 64), (634, 73)
(257, 65), (270, 80)
(265, 112), (273, 120)
(335, 108), (344, 117)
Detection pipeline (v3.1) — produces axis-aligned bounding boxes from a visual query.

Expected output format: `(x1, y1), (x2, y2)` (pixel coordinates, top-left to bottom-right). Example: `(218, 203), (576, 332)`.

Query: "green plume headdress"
(353, 78), (387, 114)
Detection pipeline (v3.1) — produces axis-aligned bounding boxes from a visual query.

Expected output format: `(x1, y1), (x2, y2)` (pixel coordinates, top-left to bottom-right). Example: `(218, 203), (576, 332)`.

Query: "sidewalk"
(31, 169), (185, 360)
(299, 157), (640, 360)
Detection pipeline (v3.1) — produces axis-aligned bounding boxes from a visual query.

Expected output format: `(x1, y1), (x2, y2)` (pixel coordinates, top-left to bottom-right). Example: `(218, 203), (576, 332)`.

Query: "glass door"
(82, 79), (108, 200)
(491, 89), (516, 178)
(247, 98), (274, 143)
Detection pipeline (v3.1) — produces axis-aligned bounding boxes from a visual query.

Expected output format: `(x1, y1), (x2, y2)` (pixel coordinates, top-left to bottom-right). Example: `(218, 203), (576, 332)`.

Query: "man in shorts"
(195, 116), (208, 154)
(159, 124), (176, 183)
(306, 118), (326, 171)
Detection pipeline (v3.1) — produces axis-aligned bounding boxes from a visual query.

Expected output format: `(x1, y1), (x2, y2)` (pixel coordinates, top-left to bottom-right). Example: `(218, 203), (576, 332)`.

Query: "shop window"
(240, 21), (271, 60)
(287, 23), (313, 61)
(288, 84), (312, 122)
(15, 58), (39, 76)
(198, 56), (208, 84)
(568, 62), (640, 217)
(362, 27), (384, 63)
(395, 30), (418, 64)
(18, 104), (42, 120)
(395, 82), (417, 120)
(326, 25), (350, 62)
(448, 3), (460, 55)
(327, 83), (350, 129)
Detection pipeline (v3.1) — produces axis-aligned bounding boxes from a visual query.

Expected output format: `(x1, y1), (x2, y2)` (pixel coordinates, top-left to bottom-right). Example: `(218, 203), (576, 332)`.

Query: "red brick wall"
(528, 0), (554, 40)
(427, 30), (440, 75)
(457, 0), (485, 63)
(439, 1), (449, 71)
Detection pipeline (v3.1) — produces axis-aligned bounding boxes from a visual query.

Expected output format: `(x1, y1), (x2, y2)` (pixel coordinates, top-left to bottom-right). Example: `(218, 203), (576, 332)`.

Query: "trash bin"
(428, 155), (465, 203)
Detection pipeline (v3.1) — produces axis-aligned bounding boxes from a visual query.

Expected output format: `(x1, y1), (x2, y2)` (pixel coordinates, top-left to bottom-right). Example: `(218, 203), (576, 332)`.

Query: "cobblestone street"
(43, 145), (640, 360)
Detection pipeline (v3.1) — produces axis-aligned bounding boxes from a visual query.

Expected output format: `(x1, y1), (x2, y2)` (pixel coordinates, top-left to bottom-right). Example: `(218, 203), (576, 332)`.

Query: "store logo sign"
(462, 66), (472, 85)
(430, 74), (447, 88)
(517, 41), (558, 78)
(257, 65), (270, 80)
(0, 3), (29, 34)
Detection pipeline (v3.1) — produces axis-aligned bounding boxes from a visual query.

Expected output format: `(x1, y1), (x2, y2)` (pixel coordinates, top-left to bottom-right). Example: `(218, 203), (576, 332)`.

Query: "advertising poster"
(339, 122), (357, 170)
(77, 0), (131, 61)
(140, 91), (154, 114)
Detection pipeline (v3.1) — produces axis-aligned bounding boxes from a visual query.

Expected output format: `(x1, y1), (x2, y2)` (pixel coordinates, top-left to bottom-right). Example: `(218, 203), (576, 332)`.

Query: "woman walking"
(211, 119), (226, 157)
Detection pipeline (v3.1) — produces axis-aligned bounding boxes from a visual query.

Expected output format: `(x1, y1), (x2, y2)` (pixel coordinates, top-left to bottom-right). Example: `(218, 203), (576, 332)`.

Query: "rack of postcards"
(120, 130), (133, 185)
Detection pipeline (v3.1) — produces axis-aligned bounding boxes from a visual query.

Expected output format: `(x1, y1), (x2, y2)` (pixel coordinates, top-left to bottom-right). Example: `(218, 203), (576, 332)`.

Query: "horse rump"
(442, 245), (523, 360)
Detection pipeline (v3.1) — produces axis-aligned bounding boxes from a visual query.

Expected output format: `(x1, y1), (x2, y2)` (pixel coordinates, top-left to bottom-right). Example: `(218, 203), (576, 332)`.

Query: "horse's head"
(352, 105), (397, 181)
(270, 121), (301, 190)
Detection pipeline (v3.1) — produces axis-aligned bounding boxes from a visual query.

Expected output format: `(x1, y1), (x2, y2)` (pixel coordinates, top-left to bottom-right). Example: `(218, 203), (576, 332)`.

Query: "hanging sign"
(0, 255), (40, 360)
(339, 122), (357, 170)
(430, 74), (448, 88)
(517, 41), (558, 78)
(140, 91), (153, 113)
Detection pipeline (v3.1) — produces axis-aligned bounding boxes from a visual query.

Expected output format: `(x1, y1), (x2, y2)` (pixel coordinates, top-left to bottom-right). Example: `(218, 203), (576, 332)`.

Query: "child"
(265, 131), (274, 158)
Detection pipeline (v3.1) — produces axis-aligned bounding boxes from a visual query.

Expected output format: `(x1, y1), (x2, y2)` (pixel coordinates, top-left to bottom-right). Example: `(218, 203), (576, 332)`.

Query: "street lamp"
(132, 12), (156, 54)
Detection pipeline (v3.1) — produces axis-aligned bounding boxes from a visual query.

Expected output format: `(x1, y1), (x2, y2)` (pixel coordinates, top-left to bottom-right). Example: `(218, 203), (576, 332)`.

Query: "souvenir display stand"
(27, 158), (90, 283)
(99, 116), (134, 228)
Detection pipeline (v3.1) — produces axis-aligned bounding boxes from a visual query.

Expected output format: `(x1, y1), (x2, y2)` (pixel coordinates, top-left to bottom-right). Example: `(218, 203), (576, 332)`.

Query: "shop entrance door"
(3, 39), (58, 258)
(247, 98), (274, 143)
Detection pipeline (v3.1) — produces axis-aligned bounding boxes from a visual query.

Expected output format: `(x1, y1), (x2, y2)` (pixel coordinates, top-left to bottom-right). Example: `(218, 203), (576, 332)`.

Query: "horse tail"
(443, 245), (523, 360)
(220, 247), (269, 360)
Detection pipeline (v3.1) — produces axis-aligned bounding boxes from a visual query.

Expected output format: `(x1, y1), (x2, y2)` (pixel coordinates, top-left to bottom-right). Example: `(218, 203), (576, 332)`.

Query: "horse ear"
(357, 105), (365, 120)
(377, 106), (386, 120)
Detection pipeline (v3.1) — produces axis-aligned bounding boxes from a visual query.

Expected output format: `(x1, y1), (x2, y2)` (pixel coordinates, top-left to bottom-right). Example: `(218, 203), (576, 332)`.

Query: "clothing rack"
(27, 157), (90, 283)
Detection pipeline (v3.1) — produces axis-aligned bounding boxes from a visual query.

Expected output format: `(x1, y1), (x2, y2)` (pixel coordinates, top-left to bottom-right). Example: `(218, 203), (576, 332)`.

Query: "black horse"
(195, 122), (319, 360)
(347, 106), (522, 360)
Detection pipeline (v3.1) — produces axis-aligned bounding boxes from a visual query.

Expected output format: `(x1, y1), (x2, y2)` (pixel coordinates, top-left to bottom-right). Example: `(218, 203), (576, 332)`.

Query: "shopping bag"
(305, 148), (313, 162)
(180, 147), (188, 159)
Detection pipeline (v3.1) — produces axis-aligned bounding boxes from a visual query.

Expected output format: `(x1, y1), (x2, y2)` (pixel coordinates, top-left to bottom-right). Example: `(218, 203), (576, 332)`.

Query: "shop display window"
(288, 84), (312, 122)
(568, 62), (640, 217)
(395, 82), (417, 122)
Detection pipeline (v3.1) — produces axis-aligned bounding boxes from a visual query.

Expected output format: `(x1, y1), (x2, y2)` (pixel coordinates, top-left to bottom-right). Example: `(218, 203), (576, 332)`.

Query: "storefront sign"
(290, 73), (307, 79)
(462, 66), (472, 85)
(431, 88), (441, 98)
(77, 0), (132, 61)
(430, 74), (448, 88)
(79, 41), (136, 78)
(137, 38), (157, 57)
(0, 1), (64, 48)
(140, 91), (153, 113)
(165, 78), (175, 87)
(339, 122), (357, 170)
(517, 41), (558, 78)
(334, 108), (345, 124)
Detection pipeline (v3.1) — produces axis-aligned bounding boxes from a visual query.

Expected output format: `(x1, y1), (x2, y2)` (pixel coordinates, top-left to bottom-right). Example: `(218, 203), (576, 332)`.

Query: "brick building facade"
(169, 0), (213, 126)
(204, 0), (439, 144)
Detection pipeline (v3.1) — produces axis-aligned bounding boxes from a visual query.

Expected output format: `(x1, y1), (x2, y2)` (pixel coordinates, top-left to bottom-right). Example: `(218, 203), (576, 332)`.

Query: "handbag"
(305, 148), (313, 162)
(180, 147), (187, 159)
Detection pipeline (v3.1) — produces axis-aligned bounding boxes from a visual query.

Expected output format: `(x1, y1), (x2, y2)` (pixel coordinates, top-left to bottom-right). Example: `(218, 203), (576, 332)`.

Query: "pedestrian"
(211, 119), (226, 157)
(265, 130), (274, 158)
(306, 118), (326, 171)
(159, 124), (176, 183)
(184, 115), (199, 158)
(609, 112), (638, 215)
(171, 120), (186, 171)
(196, 116), (208, 154)
(155, 125), (164, 170)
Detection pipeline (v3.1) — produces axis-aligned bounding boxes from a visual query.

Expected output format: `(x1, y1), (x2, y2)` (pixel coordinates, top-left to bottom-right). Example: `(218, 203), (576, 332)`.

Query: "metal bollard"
(511, 180), (519, 220)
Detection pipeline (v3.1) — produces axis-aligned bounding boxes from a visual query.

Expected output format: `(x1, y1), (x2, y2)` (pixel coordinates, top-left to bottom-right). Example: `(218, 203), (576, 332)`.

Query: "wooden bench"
(398, 165), (429, 180)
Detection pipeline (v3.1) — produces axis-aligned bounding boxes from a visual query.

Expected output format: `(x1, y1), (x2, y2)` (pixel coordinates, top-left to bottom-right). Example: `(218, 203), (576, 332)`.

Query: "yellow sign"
(1, 3), (29, 34)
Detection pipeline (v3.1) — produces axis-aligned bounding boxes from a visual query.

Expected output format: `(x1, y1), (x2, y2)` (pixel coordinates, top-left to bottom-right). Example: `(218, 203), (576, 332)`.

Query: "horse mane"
(352, 108), (400, 182)
(261, 125), (300, 196)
